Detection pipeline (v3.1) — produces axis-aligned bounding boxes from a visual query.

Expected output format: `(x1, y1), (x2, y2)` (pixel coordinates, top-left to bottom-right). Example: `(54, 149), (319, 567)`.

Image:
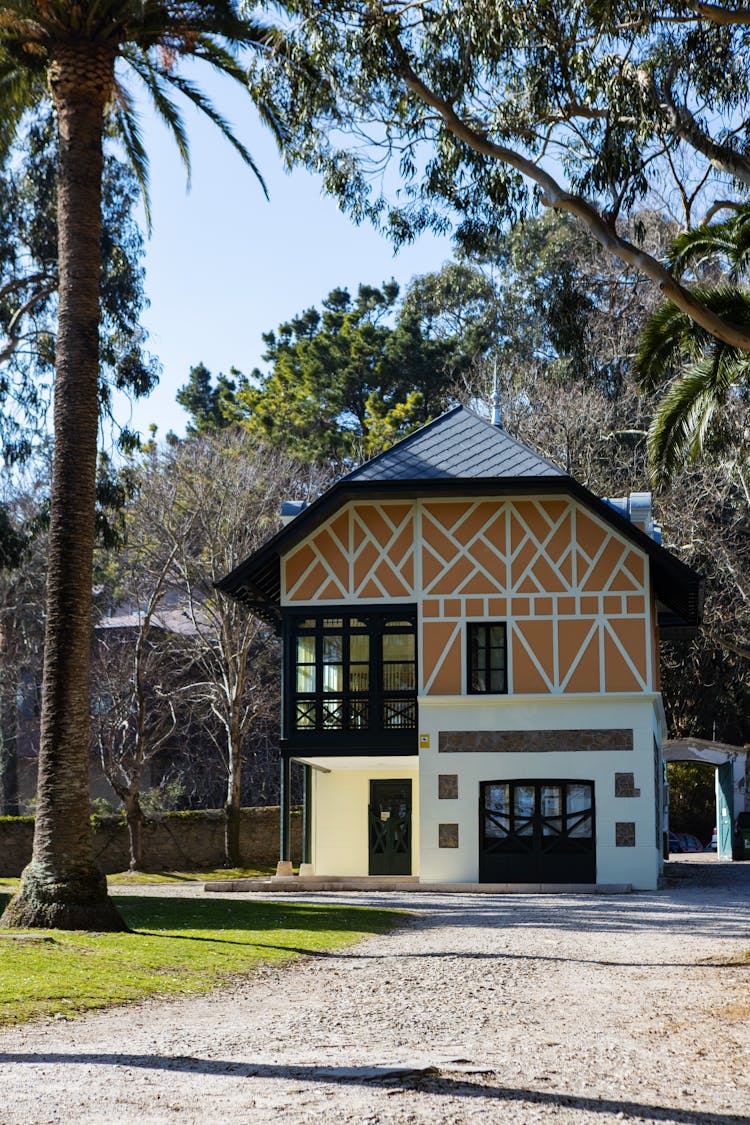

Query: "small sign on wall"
(419, 734), (431, 749)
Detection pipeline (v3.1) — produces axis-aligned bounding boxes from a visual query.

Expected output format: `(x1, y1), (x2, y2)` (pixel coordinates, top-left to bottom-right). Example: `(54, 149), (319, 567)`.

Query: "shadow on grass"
(0, 1053), (742, 1124)
(116, 896), (403, 938)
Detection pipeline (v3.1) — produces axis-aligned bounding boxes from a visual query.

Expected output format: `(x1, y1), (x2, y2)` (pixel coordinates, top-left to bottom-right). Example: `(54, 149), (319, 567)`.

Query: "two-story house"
(218, 407), (703, 889)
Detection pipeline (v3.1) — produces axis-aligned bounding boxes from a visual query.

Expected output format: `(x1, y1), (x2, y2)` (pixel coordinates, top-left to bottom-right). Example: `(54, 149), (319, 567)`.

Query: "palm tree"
(636, 210), (750, 482)
(0, 1), (285, 930)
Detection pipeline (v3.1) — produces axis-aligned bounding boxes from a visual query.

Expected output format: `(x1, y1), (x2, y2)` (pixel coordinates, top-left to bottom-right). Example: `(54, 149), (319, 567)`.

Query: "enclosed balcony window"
(289, 610), (416, 735)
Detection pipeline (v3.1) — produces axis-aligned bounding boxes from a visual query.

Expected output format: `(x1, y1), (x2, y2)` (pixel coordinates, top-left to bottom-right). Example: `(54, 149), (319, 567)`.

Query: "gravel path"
(1, 858), (748, 1124)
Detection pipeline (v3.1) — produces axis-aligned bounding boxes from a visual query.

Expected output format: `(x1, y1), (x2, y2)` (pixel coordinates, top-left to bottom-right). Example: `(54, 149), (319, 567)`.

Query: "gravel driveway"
(1, 858), (748, 1124)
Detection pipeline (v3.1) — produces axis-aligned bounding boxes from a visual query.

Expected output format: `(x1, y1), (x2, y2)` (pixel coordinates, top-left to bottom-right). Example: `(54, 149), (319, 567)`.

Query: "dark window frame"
(467, 622), (508, 695)
(286, 607), (417, 738)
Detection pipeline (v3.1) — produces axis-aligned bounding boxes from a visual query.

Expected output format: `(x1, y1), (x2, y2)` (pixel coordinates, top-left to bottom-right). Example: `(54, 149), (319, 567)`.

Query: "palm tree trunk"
(2, 46), (125, 930)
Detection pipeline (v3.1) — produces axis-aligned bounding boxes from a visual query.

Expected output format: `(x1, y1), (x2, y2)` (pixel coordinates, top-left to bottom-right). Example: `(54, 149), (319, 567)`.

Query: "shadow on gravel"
(0, 1053), (744, 1124)
(319, 861), (750, 941)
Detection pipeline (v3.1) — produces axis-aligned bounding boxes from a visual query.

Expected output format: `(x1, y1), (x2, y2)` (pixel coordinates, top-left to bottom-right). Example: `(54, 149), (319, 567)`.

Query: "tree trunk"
(0, 616), (20, 816)
(224, 739), (242, 867)
(0, 695), (20, 817)
(1, 46), (125, 930)
(125, 791), (144, 873)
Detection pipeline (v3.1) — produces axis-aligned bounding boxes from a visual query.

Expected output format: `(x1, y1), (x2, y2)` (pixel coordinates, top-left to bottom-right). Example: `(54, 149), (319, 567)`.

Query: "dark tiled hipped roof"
(217, 406), (704, 635)
(346, 407), (564, 482)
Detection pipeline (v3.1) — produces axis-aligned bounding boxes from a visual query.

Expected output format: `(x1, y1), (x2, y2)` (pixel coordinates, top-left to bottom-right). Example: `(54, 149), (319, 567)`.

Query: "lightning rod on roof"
(491, 360), (504, 428)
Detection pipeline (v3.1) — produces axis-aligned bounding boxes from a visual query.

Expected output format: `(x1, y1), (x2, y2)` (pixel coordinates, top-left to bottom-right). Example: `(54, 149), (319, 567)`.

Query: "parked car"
(677, 833), (703, 853)
(668, 831), (684, 854)
(705, 827), (718, 852)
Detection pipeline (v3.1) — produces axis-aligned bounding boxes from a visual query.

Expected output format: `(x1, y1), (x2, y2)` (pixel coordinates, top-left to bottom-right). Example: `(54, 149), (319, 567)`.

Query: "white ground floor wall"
(302, 692), (666, 890)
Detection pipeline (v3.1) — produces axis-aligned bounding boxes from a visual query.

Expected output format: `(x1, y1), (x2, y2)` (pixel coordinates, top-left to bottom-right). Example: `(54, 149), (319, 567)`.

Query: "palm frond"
(669, 209), (750, 278)
(123, 45), (192, 185)
(110, 81), (151, 229)
(648, 347), (749, 479)
(636, 285), (750, 391)
(164, 69), (269, 196)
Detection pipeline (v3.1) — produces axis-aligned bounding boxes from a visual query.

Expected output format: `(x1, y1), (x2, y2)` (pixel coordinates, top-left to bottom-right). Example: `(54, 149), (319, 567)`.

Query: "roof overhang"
(217, 476), (704, 636)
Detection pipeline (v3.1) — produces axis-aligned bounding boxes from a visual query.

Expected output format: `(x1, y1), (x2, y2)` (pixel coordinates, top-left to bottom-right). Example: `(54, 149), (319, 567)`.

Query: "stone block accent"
(614, 772), (640, 798)
(615, 822), (636, 847)
(439, 823), (459, 848)
(438, 774), (459, 799)
(439, 729), (633, 754)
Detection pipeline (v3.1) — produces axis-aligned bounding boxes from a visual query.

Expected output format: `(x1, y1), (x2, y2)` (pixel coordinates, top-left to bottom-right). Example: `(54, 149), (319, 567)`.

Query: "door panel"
(480, 780), (596, 883)
(368, 780), (412, 875)
(716, 761), (734, 860)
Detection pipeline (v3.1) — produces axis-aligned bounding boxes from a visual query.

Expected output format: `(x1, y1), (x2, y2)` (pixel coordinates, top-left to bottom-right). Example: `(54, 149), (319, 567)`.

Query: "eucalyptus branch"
(687, 2), (750, 27)
(387, 32), (750, 353)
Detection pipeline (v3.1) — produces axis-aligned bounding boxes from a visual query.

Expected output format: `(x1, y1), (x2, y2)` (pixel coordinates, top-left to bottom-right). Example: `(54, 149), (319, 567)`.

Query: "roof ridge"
(343, 405), (465, 482)
(463, 406), (566, 477)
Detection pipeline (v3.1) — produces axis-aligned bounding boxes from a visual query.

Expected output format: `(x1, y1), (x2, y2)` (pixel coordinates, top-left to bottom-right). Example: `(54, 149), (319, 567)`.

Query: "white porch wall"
(311, 767), (420, 877)
(418, 694), (663, 889)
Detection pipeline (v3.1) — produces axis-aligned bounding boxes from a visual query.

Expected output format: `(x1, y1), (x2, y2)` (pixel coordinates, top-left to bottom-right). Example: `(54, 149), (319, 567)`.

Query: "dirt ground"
(0, 857), (748, 1124)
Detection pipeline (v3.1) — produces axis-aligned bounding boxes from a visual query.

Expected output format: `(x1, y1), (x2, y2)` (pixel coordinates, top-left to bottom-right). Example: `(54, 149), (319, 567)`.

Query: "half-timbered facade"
(219, 407), (703, 889)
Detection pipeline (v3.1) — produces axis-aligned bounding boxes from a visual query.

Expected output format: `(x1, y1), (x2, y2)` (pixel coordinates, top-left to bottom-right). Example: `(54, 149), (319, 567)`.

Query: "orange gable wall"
(281, 497), (654, 696)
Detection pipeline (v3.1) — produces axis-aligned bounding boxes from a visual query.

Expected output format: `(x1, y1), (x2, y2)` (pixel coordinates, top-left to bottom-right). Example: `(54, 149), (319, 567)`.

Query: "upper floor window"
(290, 611), (417, 734)
(468, 623), (507, 694)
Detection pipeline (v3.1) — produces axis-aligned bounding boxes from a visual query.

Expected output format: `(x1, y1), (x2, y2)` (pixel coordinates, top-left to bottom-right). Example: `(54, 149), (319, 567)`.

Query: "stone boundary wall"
(0, 806), (301, 877)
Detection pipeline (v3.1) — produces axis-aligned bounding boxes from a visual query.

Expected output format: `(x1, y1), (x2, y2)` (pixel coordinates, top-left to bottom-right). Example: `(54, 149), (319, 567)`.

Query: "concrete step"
(204, 877), (633, 895)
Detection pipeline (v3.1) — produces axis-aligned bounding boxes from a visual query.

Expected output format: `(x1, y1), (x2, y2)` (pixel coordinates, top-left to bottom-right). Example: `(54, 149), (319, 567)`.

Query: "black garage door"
(479, 780), (595, 884)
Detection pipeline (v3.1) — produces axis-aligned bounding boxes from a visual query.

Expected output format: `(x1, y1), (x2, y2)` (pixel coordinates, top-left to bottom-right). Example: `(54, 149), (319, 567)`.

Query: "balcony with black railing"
(283, 609), (418, 754)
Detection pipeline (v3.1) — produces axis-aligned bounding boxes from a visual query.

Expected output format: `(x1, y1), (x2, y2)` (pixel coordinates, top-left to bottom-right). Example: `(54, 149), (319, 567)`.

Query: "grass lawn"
(0, 893), (405, 1026)
(0, 867), (275, 891)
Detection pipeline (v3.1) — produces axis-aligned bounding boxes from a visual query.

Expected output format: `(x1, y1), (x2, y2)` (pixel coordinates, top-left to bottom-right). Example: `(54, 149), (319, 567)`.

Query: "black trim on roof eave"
(216, 474), (704, 628)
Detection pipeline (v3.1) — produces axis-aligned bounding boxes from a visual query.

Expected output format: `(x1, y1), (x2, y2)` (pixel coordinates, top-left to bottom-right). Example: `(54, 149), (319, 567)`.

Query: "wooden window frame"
(287, 608), (417, 737)
(467, 622), (508, 695)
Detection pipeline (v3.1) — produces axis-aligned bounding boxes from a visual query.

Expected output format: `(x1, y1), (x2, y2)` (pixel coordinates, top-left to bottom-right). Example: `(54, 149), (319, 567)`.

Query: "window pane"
(486, 784), (510, 815)
(567, 784), (593, 837)
(350, 617), (368, 629)
(323, 618), (343, 628)
(566, 784), (591, 814)
(383, 633), (415, 661)
(350, 635), (369, 662)
(322, 663), (343, 693)
(349, 664), (369, 691)
(514, 786), (535, 817)
(541, 786), (562, 817)
(323, 635), (342, 662)
(296, 665), (316, 693)
(489, 625), (505, 648)
(385, 618), (414, 628)
(296, 635), (316, 663)
(383, 662), (415, 691)
(488, 668), (505, 692)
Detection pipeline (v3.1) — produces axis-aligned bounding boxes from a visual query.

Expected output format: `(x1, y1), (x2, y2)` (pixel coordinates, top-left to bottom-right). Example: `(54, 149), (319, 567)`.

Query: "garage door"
(479, 780), (596, 884)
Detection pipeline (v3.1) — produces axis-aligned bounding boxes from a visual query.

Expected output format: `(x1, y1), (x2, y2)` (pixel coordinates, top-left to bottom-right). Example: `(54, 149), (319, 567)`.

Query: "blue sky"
(119, 86), (455, 442)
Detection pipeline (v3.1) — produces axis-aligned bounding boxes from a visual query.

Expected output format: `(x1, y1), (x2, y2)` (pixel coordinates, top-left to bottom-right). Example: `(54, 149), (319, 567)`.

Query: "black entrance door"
(368, 779), (412, 875)
(479, 780), (595, 884)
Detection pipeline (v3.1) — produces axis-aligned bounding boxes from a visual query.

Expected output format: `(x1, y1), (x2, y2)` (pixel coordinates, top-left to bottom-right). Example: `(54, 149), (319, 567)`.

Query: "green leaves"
(636, 210), (750, 480)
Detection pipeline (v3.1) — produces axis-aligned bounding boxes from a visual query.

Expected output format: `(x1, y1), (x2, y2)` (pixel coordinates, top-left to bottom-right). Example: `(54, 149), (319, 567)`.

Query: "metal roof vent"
(280, 500), (307, 527)
(603, 492), (661, 543)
